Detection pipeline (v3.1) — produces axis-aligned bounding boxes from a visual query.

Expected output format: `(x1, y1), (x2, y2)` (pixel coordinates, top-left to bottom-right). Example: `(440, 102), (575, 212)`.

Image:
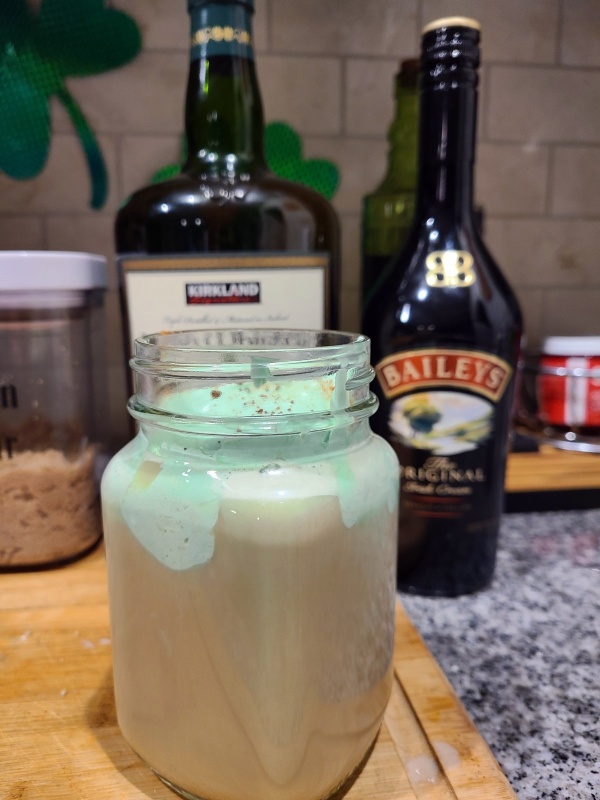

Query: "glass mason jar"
(102, 329), (399, 800)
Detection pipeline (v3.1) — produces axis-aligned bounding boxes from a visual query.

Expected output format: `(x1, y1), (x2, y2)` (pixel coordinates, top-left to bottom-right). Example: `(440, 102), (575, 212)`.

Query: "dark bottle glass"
(116, 0), (339, 347)
(362, 18), (523, 597)
(361, 59), (419, 309)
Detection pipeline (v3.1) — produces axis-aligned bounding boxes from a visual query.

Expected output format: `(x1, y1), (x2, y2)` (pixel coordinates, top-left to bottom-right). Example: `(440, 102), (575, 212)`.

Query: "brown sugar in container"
(0, 251), (107, 568)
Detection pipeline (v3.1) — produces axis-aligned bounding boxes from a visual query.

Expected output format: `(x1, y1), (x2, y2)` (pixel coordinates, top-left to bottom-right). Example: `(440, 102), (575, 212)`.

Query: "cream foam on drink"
(161, 374), (341, 417)
(110, 377), (398, 571)
(102, 376), (399, 800)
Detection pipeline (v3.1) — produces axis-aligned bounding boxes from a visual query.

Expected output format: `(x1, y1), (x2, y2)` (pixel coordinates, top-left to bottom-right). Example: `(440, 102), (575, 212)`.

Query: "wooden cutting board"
(506, 446), (600, 493)
(0, 545), (516, 800)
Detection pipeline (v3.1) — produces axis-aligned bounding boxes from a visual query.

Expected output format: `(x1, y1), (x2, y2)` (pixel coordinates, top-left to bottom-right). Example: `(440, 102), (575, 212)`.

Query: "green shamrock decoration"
(265, 122), (339, 200)
(151, 135), (187, 185)
(151, 122), (340, 201)
(0, 0), (141, 209)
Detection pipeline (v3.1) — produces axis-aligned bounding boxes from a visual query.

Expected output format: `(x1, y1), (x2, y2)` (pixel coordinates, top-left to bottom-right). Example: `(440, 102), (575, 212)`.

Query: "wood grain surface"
(0, 545), (516, 800)
(506, 446), (600, 493)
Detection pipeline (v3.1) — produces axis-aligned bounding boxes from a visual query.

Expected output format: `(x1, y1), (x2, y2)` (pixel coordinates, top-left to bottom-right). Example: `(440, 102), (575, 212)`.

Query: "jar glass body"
(0, 264), (107, 568)
(101, 329), (399, 800)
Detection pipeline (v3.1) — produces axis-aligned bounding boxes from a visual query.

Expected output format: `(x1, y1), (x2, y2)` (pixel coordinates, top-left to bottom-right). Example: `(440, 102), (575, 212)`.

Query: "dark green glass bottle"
(361, 59), (419, 308)
(116, 0), (339, 347)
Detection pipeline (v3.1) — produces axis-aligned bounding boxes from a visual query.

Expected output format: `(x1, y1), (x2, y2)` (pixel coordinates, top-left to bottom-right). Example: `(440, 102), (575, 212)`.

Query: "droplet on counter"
(405, 755), (439, 784)
(433, 741), (461, 770)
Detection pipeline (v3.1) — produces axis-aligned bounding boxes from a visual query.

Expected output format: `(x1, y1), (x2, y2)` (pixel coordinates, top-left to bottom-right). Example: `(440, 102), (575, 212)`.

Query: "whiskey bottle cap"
(188, 0), (254, 11)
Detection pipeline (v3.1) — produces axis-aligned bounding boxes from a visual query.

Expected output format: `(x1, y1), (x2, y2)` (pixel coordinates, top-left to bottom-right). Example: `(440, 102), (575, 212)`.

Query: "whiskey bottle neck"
(184, 1), (266, 177)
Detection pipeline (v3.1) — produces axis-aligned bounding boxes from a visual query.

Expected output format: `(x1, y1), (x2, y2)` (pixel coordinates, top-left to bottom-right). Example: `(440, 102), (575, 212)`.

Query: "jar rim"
(129, 329), (377, 434)
(134, 329), (368, 366)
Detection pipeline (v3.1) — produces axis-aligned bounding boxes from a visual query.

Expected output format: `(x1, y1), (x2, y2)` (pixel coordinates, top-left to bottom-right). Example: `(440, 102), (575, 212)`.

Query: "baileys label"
(375, 348), (512, 404)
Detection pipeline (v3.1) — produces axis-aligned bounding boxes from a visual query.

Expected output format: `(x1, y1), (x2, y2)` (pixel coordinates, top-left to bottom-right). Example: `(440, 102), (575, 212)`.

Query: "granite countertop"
(402, 509), (600, 800)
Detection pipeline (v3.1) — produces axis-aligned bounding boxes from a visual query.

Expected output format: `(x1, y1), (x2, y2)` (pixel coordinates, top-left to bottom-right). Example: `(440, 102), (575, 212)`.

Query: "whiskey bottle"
(363, 18), (522, 597)
(116, 0), (339, 346)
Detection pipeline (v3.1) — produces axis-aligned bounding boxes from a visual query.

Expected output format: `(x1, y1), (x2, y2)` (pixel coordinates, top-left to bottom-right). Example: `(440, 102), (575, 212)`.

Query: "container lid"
(542, 336), (600, 356)
(0, 251), (107, 291)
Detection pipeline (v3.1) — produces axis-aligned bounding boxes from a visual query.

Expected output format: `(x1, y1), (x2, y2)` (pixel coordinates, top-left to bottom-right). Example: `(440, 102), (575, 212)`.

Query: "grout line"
(537, 214), (600, 222)
(480, 137), (600, 148)
(539, 288), (549, 340)
(40, 216), (50, 250)
(478, 63), (490, 144)
(459, 60), (598, 72)
(488, 213), (600, 222)
(263, 0), (272, 53)
(140, 46), (598, 72)
(545, 145), (556, 217)
(42, 131), (386, 143)
(340, 57), (347, 136)
(416, 0), (425, 39)
(113, 133), (125, 208)
(135, 38), (599, 78)
(555, 0), (564, 66)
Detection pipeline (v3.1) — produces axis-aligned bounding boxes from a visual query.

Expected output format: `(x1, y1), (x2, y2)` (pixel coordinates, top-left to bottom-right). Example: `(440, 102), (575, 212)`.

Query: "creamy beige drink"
(104, 437), (397, 800)
(102, 332), (399, 800)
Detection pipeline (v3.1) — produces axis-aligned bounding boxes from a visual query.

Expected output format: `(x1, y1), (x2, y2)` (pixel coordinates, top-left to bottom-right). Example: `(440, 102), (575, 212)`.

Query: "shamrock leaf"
(151, 136), (187, 184)
(265, 122), (339, 200)
(0, 64), (51, 179)
(150, 123), (340, 202)
(0, 0), (141, 209)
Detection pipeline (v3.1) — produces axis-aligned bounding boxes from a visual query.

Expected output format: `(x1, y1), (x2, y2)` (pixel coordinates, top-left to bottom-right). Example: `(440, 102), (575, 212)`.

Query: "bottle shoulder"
(374, 217), (516, 295)
(363, 220), (523, 357)
(117, 172), (337, 226)
(365, 178), (416, 201)
(115, 171), (339, 255)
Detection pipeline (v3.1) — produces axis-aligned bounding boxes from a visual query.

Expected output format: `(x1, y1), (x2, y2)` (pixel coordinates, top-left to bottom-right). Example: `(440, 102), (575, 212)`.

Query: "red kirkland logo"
(375, 348), (512, 403)
(186, 282), (261, 305)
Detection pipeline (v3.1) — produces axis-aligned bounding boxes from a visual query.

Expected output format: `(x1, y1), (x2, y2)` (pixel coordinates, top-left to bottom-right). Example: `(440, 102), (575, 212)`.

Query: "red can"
(538, 337), (600, 428)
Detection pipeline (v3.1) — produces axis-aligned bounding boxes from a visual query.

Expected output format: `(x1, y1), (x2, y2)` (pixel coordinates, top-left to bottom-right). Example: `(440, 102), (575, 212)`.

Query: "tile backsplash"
(1, 0), (599, 443)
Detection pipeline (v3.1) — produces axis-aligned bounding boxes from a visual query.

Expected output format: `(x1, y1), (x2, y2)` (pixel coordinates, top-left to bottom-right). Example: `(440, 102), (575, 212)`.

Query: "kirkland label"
(186, 282), (261, 304)
(120, 253), (329, 347)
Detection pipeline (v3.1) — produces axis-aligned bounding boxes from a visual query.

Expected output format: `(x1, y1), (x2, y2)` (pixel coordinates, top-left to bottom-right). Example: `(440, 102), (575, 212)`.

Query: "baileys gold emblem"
(425, 250), (475, 288)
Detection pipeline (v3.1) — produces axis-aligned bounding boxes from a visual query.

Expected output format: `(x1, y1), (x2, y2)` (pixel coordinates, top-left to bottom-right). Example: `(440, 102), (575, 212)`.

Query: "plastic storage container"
(101, 328), (399, 800)
(0, 251), (107, 568)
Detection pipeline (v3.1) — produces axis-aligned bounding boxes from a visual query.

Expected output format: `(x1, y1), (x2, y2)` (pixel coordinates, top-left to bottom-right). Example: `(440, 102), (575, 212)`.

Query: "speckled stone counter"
(401, 509), (600, 800)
